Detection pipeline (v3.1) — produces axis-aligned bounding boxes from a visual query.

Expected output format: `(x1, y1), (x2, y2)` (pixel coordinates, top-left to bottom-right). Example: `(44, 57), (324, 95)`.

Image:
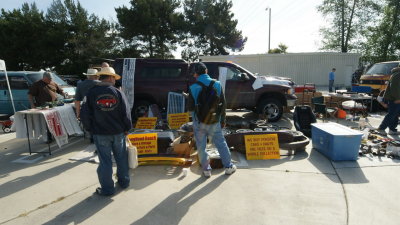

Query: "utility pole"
(266, 7), (271, 53)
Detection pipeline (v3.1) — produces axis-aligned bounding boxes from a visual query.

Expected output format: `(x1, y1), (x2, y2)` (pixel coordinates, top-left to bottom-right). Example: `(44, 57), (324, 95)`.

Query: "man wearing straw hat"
(81, 67), (132, 196)
(74, 68), (100, 119)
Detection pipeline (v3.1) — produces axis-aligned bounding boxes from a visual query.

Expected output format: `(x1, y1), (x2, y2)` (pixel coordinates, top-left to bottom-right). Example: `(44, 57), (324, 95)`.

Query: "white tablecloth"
(11, 104), (83, 147)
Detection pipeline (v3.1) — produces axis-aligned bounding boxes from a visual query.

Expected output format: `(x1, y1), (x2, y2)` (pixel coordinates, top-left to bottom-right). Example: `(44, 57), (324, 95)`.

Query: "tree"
(0, 3), (47, 70)
(103, 23), (143, 59)
(0, 0), (117, 74)
(268, 43), (288, 54)
(317, 0), (379, 53)
(182, 0), (247, 61)
(46, 0), (116, 74)
(116, 0), (185, 58)
(362, 0), (400, 63)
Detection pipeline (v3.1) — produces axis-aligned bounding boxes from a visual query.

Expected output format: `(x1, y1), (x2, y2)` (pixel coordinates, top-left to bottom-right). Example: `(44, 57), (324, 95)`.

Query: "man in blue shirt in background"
(188, 62), (236, 178)
(74, 68), (100, 119)
(329, 68), (336, 92)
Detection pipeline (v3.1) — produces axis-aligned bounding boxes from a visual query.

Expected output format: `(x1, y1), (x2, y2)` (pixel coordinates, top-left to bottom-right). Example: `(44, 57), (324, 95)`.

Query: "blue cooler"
(311, 123), (362, 161)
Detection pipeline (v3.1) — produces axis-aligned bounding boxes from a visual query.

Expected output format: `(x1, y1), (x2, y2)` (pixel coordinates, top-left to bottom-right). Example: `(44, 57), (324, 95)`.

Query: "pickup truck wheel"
(258, 98), (283, 122)
(132, 100), (151, 119)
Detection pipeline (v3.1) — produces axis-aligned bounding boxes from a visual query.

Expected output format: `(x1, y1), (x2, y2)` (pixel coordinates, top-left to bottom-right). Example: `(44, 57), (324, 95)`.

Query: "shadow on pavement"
(0, 138), (89, 179)
(308, 148), (369, 184)
(130, 166), (189, 190)
(131, 175), (227, 225)
(42, 194), (113, 225)
(0, 161), (84, 198)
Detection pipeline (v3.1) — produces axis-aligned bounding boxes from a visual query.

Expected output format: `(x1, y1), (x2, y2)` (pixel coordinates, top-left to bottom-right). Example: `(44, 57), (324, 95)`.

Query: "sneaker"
(95, 187), (114, 196)
(117, 181), (129, 189)
(376, 129), (387, 136)
(203, 170), (211, 178)
(225, 165), (237, 175)
(389, 130), (400, 135)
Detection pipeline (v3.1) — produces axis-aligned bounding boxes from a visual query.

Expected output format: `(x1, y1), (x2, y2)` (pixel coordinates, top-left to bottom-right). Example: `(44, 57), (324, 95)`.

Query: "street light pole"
(266, 7), (271, 53)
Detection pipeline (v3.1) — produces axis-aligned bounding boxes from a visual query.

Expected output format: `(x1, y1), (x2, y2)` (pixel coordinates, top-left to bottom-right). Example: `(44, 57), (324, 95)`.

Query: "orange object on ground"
(336, 109), (346, 119)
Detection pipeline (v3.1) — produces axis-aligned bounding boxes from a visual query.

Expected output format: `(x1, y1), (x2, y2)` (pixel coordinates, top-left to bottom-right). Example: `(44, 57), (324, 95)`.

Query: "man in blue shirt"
(74, 68), (100, 119)
(329, 68), (336, 92)
(188, 62), (236, 177)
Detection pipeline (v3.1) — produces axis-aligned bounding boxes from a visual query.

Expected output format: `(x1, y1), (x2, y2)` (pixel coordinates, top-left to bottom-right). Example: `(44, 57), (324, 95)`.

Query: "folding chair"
(311, 96), (327, 120)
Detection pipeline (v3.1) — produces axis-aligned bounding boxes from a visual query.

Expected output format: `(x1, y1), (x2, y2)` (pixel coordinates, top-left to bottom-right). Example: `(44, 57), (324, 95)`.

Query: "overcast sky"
(1, 0), (325, 56)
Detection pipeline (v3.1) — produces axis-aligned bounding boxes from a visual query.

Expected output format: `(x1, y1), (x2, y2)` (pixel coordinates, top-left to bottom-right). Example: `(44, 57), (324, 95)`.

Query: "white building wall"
(200, 53), (361, 88)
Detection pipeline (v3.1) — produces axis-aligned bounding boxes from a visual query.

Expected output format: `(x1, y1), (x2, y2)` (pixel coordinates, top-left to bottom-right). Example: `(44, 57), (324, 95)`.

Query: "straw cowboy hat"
(96, 67), (121, 80)
(83, 68), (98, 76)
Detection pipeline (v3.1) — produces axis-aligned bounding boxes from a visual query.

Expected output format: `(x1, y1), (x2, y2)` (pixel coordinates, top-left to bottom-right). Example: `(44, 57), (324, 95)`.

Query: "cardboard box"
(295, 91), (322, 105)
(172, 136), (194, 158)
(324, 95), (346, 107)
(311, 123), (362, 161)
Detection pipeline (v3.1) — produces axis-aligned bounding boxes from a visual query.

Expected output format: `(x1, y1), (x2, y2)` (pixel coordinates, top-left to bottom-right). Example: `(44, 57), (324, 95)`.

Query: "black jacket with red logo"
(81, 82), (132, 135)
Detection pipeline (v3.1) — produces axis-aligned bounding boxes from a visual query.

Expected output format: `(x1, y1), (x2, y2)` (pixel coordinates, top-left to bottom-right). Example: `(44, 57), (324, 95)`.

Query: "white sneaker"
(203, 170), (211, 178)
(225, 165), (237, 175)
(389, 130), (400, 135)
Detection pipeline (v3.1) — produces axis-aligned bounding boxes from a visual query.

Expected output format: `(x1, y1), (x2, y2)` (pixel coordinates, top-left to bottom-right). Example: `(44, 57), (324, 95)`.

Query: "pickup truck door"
(217, 65), (255, 108)
(135, 63), (188, 108)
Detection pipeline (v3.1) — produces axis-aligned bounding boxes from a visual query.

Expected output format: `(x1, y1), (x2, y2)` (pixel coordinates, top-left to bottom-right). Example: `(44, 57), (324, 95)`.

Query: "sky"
(1, 0), (326, 56)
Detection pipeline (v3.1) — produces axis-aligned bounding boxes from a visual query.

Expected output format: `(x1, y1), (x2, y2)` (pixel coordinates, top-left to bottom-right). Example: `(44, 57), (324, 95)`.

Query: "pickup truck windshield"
(26, 72), (68, 86)
(366, 63), (399, 75)
(235, 64), (255, 78)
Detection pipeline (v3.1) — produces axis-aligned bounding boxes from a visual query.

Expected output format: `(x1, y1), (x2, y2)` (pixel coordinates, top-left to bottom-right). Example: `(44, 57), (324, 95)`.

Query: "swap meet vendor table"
(324, 92), (373, 115)
(12, 104), (83, 155)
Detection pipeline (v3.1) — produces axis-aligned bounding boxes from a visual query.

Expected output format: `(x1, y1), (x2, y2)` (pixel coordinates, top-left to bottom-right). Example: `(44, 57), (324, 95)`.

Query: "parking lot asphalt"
(0, 110), (400, 225)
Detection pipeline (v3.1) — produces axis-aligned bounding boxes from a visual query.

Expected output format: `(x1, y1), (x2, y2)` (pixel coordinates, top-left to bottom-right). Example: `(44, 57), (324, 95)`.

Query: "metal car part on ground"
(225, 130), (310, 153)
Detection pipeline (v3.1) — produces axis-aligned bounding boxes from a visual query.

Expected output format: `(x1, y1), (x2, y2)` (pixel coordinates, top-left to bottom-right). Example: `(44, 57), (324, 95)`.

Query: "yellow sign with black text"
(244, 134), (280, 160)
(168, 112), (189, 129)
(135, 117), (157, 129)
(128, 133), (158, 155)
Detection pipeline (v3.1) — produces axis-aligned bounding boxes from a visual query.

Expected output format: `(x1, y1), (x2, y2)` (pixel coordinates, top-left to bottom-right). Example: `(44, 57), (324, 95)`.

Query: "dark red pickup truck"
(114, 58), (296, 122)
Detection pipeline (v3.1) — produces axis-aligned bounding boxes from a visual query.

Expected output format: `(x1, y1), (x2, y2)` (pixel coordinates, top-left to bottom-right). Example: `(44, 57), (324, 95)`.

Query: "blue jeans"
(329, 80), (334, 92)
(379, 101), (400, 131)
(193, 120), (233, 171)
(93, 133), (130, 195)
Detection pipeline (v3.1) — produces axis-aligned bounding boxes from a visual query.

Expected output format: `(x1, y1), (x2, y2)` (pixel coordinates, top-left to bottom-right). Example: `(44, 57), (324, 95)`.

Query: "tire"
(132, 100), (152, 119)
(3, 126), (11, 133)
(257, 98), (283, 122)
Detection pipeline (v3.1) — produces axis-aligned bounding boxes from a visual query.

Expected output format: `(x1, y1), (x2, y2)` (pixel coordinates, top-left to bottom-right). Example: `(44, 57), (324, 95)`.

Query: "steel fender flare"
(279, 136), (310, 150)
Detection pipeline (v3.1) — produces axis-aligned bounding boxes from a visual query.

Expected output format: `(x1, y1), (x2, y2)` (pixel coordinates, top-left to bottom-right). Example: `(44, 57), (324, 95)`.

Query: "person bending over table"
(28, 71), (65, 108)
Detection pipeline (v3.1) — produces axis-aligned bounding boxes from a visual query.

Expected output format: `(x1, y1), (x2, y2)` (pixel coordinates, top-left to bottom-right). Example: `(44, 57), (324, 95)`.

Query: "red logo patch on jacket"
(96, 94), (119, 111)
